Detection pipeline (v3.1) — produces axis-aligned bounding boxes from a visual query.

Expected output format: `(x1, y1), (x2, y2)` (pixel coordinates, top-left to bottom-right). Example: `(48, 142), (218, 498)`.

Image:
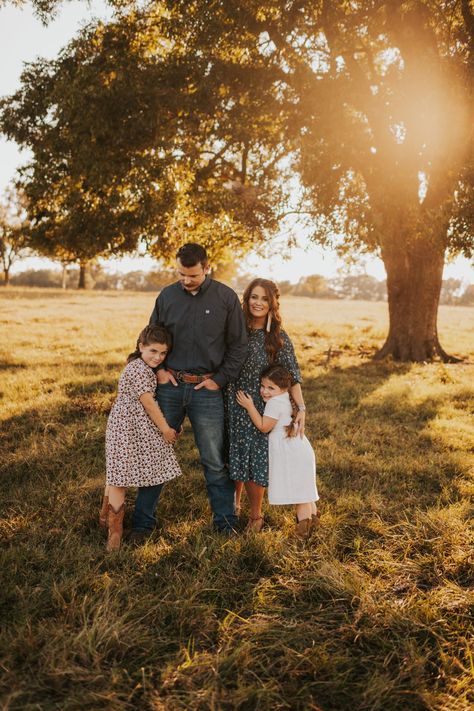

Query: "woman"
(225, 278), (306, 532)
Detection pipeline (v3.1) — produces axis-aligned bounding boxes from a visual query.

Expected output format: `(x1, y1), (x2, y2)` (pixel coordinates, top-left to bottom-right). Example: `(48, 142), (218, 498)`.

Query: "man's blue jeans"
(132, 382), (237, 533)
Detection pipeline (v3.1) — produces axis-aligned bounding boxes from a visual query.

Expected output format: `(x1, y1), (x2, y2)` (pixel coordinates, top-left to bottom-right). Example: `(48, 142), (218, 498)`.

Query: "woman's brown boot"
(99, 495), (109, 529)
(106, 504), (125, 552)
(295, 518), (311, 539)
(245, 516), (264, 533)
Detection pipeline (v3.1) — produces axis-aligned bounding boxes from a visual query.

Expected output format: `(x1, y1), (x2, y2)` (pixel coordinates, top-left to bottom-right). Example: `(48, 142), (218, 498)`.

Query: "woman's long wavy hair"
(242, 278), (284, 363)
(127, 325), (172, 363)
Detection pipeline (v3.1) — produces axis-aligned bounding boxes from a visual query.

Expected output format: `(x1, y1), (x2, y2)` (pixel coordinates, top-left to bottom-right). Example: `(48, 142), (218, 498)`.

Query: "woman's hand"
(294, 410), (306, 438)
(236, 390), (253, 410)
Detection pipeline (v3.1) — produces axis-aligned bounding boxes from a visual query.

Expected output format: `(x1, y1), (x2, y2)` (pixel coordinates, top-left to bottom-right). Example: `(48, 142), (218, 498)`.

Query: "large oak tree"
(154, 0), (473, 361)
(0, 6), (279, 281)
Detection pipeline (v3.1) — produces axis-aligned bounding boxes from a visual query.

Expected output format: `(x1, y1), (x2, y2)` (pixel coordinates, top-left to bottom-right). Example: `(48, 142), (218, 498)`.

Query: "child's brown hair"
(260, 364), (298, 438)
(127, 325), (172, 363)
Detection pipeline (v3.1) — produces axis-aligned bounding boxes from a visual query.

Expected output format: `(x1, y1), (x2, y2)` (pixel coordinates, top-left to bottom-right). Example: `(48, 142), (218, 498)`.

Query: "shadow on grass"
(0, 361), (27, 372)
(65, 378), (117, 398)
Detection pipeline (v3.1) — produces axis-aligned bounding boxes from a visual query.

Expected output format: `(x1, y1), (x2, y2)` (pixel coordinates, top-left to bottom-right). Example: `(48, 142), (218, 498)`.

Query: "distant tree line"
(9, 266), (474, 305)
(9, 265), (175, 292)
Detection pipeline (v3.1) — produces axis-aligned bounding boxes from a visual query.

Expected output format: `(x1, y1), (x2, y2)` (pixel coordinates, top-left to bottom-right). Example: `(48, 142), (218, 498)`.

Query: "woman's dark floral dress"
(225, 328), (301, 487)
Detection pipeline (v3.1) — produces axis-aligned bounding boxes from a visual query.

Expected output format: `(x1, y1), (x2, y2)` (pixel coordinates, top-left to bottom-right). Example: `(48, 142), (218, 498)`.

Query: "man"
(131, 243), (248, 536)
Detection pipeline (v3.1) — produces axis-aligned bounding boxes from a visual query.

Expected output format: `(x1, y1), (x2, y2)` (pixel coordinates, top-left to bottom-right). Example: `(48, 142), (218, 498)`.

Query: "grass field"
(1, 288), (473, 711)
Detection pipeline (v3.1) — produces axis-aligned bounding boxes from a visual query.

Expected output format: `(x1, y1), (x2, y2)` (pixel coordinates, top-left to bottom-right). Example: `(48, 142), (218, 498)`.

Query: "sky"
(1, 1), (472, 285)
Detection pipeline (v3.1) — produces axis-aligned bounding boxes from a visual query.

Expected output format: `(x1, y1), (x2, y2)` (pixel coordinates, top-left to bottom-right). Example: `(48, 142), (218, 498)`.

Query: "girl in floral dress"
(99, 325), (182, 551)
(225, 279), (307, 532)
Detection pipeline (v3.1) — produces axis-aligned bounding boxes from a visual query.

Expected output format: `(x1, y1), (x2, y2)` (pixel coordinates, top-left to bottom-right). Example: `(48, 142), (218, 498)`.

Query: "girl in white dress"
(99, 325), (182, 552)
(236, 364), (319, 537)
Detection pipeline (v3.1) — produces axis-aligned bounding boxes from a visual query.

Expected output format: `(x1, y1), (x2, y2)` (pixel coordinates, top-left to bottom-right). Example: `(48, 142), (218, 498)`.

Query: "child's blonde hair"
(260, 364), (298, 438)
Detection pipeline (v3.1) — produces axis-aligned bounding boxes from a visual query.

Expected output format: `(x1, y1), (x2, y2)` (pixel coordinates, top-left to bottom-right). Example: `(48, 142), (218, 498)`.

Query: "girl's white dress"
(265, 393), (319, 505)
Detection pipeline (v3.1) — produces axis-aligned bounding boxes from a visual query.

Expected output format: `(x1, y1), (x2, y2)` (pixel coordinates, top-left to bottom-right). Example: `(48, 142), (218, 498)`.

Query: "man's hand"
(194, 378), (221, 391)
(294, 410), (306, 438)
(236, 390), (253, 410)
(157, 369), (178, 386)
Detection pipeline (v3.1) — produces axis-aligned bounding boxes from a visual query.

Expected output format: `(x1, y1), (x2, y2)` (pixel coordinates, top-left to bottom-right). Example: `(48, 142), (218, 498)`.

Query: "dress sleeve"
(121, 360), (156, 399)
(264, 398), (282, 421)
(276, 331), (302, 384)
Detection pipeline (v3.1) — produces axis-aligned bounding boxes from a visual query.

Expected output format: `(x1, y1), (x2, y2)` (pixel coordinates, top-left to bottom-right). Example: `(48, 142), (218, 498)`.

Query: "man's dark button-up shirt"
(149, 276), (248, 387)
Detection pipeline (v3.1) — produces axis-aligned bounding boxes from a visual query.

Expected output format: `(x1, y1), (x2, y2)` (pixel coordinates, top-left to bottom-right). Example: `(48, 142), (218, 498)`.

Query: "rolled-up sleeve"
(213, 295), (248, 387)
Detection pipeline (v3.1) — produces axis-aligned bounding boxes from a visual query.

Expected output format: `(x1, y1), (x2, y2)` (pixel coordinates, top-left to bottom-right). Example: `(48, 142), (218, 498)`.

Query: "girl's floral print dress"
(106, 358), (182, 487)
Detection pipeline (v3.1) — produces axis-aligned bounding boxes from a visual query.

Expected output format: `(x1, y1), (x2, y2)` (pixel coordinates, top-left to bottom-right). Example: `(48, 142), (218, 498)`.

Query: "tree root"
(374, 337), (463, 363)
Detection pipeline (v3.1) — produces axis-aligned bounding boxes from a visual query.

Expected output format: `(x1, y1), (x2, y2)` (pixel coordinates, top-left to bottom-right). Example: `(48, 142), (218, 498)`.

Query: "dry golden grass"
(1, 288), (473, 710)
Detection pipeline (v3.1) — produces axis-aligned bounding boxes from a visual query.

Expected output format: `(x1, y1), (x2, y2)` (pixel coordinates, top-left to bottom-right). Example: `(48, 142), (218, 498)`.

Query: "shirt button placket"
(190, 293), (198, 371)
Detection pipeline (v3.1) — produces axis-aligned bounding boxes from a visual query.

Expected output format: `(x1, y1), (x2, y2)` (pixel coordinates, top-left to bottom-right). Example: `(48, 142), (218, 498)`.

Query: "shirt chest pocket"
(201, 305), (227, 343)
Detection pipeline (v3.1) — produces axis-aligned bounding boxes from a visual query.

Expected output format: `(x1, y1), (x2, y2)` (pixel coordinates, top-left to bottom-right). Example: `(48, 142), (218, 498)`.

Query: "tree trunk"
(376, 238), (459, 362)
(61, 264), (68, 290)
(78, 262), (88, 289)
(3, 268), (9, 286)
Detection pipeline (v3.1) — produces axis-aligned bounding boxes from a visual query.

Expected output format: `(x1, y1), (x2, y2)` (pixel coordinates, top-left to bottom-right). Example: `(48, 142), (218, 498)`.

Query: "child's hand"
(157, 369), (178, 386)
(161, 426), (178, 444)
(236, 390), (253, 410)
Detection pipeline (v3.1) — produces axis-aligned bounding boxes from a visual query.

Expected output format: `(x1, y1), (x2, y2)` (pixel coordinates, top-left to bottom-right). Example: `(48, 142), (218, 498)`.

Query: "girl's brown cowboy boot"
(106, 504), (125, 552)
(98, 495), (109, 529)
(310, 509), (321, 532)
(295, 518), (311, 539)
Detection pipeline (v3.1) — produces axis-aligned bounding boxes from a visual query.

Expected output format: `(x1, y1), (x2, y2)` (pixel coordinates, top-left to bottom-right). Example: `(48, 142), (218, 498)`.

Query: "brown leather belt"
(168, 368), (214, 384)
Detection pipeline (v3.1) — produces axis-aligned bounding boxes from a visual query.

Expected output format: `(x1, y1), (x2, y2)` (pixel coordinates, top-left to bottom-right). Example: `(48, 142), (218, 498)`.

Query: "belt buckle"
(176, 370), (186, 382)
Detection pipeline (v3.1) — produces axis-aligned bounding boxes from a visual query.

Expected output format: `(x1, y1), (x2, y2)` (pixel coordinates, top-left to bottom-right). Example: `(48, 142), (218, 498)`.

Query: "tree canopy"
(0, 4), (281, 266)
(1, 0), (473, 358)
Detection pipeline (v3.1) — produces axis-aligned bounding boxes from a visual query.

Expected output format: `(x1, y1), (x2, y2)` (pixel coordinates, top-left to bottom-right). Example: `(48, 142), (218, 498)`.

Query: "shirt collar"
(179, 275), (212, 295)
